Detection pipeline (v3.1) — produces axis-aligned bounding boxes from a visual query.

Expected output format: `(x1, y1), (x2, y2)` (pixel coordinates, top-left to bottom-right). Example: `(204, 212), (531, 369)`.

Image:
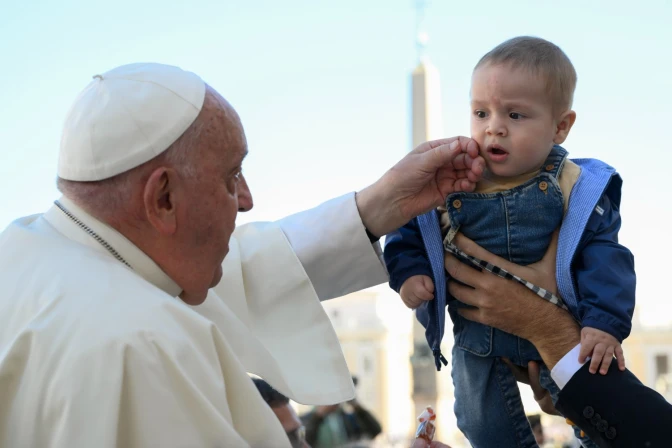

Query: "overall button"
(583, 406), (595, 419)
(605, 427), (617, 440)
(545, 164), (554, 171)
(596, 419), (608, 432)
(590, 414), (601, 426)
(539, 181), (548, 191)
(452, 199), (462, 209)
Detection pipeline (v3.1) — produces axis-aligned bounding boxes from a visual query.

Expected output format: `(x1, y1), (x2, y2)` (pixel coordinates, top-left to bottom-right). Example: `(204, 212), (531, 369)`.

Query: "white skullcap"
(58, 62), (206, 181)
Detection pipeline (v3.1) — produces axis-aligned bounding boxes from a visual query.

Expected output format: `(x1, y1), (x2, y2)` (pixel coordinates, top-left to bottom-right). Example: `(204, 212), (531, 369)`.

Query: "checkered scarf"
(444, 242), (570, 312)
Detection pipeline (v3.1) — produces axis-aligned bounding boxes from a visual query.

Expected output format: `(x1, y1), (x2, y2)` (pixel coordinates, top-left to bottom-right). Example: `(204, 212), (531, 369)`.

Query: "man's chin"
(179, 289), (209, 306)
(210, 264), (223, 288)
(178, 264), (224, 306)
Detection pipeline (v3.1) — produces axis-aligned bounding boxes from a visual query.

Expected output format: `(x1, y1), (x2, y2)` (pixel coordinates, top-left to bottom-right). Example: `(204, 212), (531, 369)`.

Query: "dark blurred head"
(252, 378), (309, 448)
(527, 414), (544, 445)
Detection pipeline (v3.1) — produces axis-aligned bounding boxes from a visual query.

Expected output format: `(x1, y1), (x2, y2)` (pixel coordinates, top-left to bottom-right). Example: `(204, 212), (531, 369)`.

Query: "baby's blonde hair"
(475, 36), (577, 113)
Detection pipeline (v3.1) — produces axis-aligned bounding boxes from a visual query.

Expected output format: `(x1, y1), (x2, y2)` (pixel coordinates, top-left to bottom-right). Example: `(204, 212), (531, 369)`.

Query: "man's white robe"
(0, 194), (387, 448)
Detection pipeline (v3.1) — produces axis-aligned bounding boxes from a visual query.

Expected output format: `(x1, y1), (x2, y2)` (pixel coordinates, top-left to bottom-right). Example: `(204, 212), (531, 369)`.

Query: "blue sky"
(1, 0), (670, 325)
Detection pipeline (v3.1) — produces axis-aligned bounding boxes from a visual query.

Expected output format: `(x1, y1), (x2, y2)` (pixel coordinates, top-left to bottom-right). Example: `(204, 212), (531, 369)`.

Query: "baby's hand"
(579, 327), (626, 375)
(399, 275), (435, 309)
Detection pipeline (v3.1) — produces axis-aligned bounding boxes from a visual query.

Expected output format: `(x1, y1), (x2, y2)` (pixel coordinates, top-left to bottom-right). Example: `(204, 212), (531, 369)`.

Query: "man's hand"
(410, 438), (452, 448)
(356, 137), (484, 238)
(445, 233), (580, 369)
(399, 275), (435, 309)
(503, 359), (561, 416)
(580, 327), (626, 374)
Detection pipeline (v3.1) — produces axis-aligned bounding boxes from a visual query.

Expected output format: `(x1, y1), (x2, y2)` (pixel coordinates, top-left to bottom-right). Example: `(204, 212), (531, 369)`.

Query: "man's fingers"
(430, 442), (453, 448)
(413, 137), (461, 154)
(615, 346), (626, 371)
(590, 344), (606, 374)
(452, 234), (517, 273)
(422, 137), (483, 172)
(447, 281), (480, 308)
(444, 254), (481, 290)
(410, 438), (430, 448)
(457, 307), (483, 325)
(410, 439), (453, 448)
(422, 141), (464, 171)
(502, 358), (530, 384)
(600, 347), (615, 375)
(527, 361), (545, 399)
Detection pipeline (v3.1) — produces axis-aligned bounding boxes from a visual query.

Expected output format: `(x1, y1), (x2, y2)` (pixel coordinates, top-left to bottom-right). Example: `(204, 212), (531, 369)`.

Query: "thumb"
(410, 438), (430, 448)
(421, 140), (463, 172)
(527, 361), (545, 399)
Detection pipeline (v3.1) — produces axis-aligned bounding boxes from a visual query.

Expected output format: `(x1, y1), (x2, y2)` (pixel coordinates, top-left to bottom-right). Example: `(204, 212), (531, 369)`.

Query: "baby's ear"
(553, 110), (577, 144)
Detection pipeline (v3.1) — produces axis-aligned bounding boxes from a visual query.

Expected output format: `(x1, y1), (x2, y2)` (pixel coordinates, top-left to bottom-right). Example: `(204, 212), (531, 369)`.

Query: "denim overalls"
(418, 146), (598, 448)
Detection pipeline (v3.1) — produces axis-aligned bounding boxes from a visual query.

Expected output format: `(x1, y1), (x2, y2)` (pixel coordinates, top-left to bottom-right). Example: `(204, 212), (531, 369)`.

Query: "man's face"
(176, 91), (253, 303)
(470, 63), (559, 182)
(272, 405), (309, 448)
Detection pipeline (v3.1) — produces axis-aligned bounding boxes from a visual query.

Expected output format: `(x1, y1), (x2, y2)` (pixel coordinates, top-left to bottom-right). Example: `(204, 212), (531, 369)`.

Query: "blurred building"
(624, 311), (672, 402)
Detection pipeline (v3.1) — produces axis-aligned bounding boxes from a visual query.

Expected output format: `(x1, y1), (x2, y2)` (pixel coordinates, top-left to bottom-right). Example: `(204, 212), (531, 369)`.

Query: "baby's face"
(470, 63), (560, 181)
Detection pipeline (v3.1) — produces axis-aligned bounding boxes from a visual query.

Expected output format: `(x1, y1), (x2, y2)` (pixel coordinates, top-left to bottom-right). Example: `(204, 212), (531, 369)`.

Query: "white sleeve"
(550, 343), (586, 389)
(278, 193), (388, 301)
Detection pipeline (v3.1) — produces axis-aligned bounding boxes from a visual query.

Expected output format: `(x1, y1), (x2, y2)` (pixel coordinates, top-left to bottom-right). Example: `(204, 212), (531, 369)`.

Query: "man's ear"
(143, 167), (179, 235)
(553, 110), (577, 145)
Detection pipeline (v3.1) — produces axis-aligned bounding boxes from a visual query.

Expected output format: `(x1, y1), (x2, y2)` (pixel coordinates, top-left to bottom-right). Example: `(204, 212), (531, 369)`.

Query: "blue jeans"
(451, 343), (598, 448)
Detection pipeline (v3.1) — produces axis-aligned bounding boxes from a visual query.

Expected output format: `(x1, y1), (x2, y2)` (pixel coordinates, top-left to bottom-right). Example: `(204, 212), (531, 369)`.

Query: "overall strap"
(541, 145), (569, 179)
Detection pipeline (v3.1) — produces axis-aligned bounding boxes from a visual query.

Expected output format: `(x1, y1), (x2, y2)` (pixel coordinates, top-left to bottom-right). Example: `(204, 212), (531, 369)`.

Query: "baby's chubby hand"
(579, 327), (626, 375)
(399, 275), (435, 309)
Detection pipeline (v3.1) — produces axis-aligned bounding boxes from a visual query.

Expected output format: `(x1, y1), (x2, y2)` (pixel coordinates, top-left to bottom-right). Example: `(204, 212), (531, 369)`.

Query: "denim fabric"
(446, 146), (566, 356)
(452, 345), (598, 448)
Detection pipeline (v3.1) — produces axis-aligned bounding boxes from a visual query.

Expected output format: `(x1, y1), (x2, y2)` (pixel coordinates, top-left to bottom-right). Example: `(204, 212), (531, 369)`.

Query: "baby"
(384, 36), (636, 448)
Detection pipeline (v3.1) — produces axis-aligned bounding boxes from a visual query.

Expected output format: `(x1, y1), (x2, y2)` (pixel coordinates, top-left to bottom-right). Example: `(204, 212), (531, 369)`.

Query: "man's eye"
(474, 110), (487, 118)
(233, 170), (242, 181)
(509, 112), (523, 120)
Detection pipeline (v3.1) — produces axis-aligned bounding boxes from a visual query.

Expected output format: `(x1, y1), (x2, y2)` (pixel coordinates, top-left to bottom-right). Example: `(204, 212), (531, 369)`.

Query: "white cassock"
(0, 193), (387, 448)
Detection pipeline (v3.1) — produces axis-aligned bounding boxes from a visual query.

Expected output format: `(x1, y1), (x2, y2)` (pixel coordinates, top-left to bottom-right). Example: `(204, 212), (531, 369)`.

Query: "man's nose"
(237, 175), (254, 212)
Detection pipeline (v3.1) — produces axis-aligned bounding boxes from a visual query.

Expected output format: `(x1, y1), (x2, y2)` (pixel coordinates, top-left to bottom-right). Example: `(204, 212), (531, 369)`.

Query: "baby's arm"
(384, 214), (436, 307)
(573, 192), (636, 375)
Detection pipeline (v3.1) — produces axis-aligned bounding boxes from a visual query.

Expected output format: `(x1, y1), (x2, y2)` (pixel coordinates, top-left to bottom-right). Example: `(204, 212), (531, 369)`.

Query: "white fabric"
(279, 194), (388, 300)
(58, 62), (206, 181)
(550, 343), (586, 389)
(0, 193), (385, 447)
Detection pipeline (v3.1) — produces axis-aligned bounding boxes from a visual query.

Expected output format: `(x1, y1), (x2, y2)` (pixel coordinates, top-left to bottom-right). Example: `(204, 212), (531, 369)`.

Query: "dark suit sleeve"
(556, 359), (672, 447)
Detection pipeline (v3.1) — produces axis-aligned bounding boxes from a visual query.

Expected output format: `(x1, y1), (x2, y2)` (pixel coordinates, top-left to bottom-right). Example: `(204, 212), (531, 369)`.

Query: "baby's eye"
(474, 110), (487, 119)
(509, 112), (523, 120)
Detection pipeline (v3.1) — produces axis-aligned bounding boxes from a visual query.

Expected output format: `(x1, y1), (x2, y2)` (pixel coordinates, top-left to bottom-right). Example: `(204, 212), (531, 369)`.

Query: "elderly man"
(0, 63), (479, 447)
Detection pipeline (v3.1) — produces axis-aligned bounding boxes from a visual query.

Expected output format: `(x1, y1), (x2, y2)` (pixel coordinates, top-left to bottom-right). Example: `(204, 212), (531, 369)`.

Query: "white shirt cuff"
(550, 343), (586, 389)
